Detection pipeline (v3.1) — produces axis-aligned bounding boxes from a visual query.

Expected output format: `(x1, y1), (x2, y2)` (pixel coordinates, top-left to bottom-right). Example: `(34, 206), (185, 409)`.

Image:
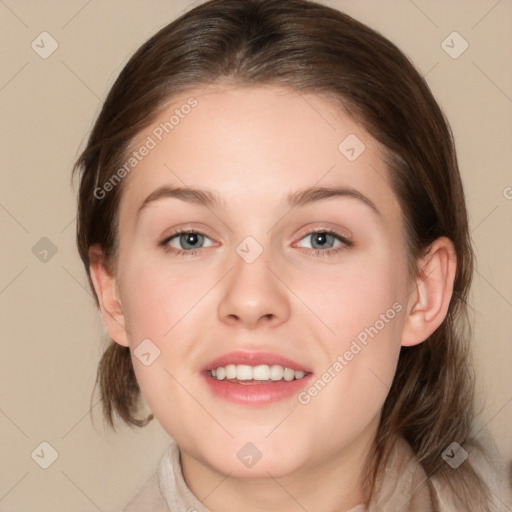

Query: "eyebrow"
(138, 186), (224, 212)
(287, 186), (381, 217)
(137, 185), (381, 217)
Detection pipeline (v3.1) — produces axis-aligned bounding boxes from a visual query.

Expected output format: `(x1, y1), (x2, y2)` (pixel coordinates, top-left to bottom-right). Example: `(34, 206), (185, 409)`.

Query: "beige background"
(0, 0), (511, 510)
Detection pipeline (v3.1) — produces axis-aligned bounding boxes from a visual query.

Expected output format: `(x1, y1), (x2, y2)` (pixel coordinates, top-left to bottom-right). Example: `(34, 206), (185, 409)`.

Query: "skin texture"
(89, 84), (457, 512)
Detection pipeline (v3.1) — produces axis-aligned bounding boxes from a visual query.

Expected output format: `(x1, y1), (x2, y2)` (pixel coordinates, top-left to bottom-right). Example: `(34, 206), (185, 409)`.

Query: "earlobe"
(88, 245), (130, 347)
(400, 237), (457, 347)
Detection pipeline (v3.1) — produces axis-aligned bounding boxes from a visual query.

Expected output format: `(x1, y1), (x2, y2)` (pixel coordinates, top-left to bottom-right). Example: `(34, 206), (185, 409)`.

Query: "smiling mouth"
(207, 364), (309, 383)
(203, 360), (313, 405)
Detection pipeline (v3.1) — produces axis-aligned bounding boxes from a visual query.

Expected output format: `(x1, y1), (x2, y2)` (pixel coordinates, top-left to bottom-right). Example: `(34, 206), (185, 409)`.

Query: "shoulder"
(122, 470), (170, 512)
(466, 438), (512, 510)
(429, 437), (512, 512)
(121, 440), (209, 512)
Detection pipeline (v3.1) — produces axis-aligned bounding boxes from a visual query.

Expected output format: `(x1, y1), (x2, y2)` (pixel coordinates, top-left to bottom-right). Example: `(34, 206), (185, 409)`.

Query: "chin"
(198, 438), (309, 478)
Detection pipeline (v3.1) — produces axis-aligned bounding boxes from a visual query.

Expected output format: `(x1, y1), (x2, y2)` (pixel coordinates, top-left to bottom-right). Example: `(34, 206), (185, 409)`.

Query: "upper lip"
(201, 350), (312, 373)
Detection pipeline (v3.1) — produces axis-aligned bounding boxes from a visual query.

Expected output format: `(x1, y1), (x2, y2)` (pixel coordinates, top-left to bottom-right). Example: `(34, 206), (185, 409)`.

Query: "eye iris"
(311, 232), (334, 249)
(180, 232), (203, 250)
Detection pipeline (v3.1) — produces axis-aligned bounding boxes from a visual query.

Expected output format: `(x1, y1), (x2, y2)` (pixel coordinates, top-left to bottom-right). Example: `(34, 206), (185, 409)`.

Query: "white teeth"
(270, 365), (284, 381)
(237, 364), (252, 380)
(283, 368), (295, 381)
(225, 364), (237, 379)
(253, 365), (270, 380)
(210, 364), (307, 382)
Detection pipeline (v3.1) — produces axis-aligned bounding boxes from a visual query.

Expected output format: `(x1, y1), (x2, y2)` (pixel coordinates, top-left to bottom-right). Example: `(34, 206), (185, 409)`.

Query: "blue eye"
(298, 232), (340, 250)
(295, 229), (353, 258)
(160, 230), (214, 255)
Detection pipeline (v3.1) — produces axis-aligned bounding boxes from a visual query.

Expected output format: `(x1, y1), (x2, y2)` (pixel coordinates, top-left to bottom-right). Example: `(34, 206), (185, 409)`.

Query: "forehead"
(120, 84), (400, 221)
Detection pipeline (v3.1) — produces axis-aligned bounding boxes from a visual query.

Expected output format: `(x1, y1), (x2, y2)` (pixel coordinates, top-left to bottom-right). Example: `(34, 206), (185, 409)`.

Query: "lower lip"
(202, 373), (313, 406)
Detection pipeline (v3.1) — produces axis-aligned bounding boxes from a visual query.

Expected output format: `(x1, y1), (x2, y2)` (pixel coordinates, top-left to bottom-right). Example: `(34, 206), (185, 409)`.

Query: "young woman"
(72, 0), (511, 510)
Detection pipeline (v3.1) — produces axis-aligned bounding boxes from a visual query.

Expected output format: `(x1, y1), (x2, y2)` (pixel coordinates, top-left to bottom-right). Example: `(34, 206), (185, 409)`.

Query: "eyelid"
(292, 223), (353, 244)
(292, 228), (353, 249)
(159, 223), (217, 243)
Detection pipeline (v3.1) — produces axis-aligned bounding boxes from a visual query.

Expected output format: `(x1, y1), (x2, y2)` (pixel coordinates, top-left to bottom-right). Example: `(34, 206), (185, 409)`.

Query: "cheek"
(299, 245), (407, 350)
(130, 356), (205, 448)
(294, 249), (406, 424)
(296, 298), (404, 451)
(117, 258), (215, 425)
(118, 257), (210, 343)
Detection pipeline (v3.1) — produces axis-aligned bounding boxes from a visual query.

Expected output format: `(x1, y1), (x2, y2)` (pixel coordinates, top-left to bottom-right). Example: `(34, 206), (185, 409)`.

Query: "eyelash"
(159, 228), (353, 259)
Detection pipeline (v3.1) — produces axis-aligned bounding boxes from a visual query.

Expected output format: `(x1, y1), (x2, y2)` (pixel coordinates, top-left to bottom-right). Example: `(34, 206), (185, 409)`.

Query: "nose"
(217, 249), (291, 330)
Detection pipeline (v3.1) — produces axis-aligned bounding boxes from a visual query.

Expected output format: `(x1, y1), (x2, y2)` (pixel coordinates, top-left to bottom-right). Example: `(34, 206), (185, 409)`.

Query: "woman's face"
(111, 84), (413, 477)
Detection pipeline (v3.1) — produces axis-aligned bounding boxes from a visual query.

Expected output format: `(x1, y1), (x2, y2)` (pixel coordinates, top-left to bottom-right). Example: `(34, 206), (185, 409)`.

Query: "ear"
(400, 236), (457, 347)
(88, 245), (129, 347)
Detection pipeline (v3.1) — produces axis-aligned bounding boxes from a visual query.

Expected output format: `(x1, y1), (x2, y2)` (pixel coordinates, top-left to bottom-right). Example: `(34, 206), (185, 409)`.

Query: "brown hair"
(72, 0), (491, 508)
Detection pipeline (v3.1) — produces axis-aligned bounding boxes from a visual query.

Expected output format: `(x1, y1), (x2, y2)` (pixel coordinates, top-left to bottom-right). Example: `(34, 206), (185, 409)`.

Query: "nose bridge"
(231, 237), (271, 289)
(217, 234), (290, 327)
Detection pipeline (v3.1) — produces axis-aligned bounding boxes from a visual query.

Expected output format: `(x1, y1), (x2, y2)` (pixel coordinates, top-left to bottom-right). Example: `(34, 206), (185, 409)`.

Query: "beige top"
(122, 437), (511, 511)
